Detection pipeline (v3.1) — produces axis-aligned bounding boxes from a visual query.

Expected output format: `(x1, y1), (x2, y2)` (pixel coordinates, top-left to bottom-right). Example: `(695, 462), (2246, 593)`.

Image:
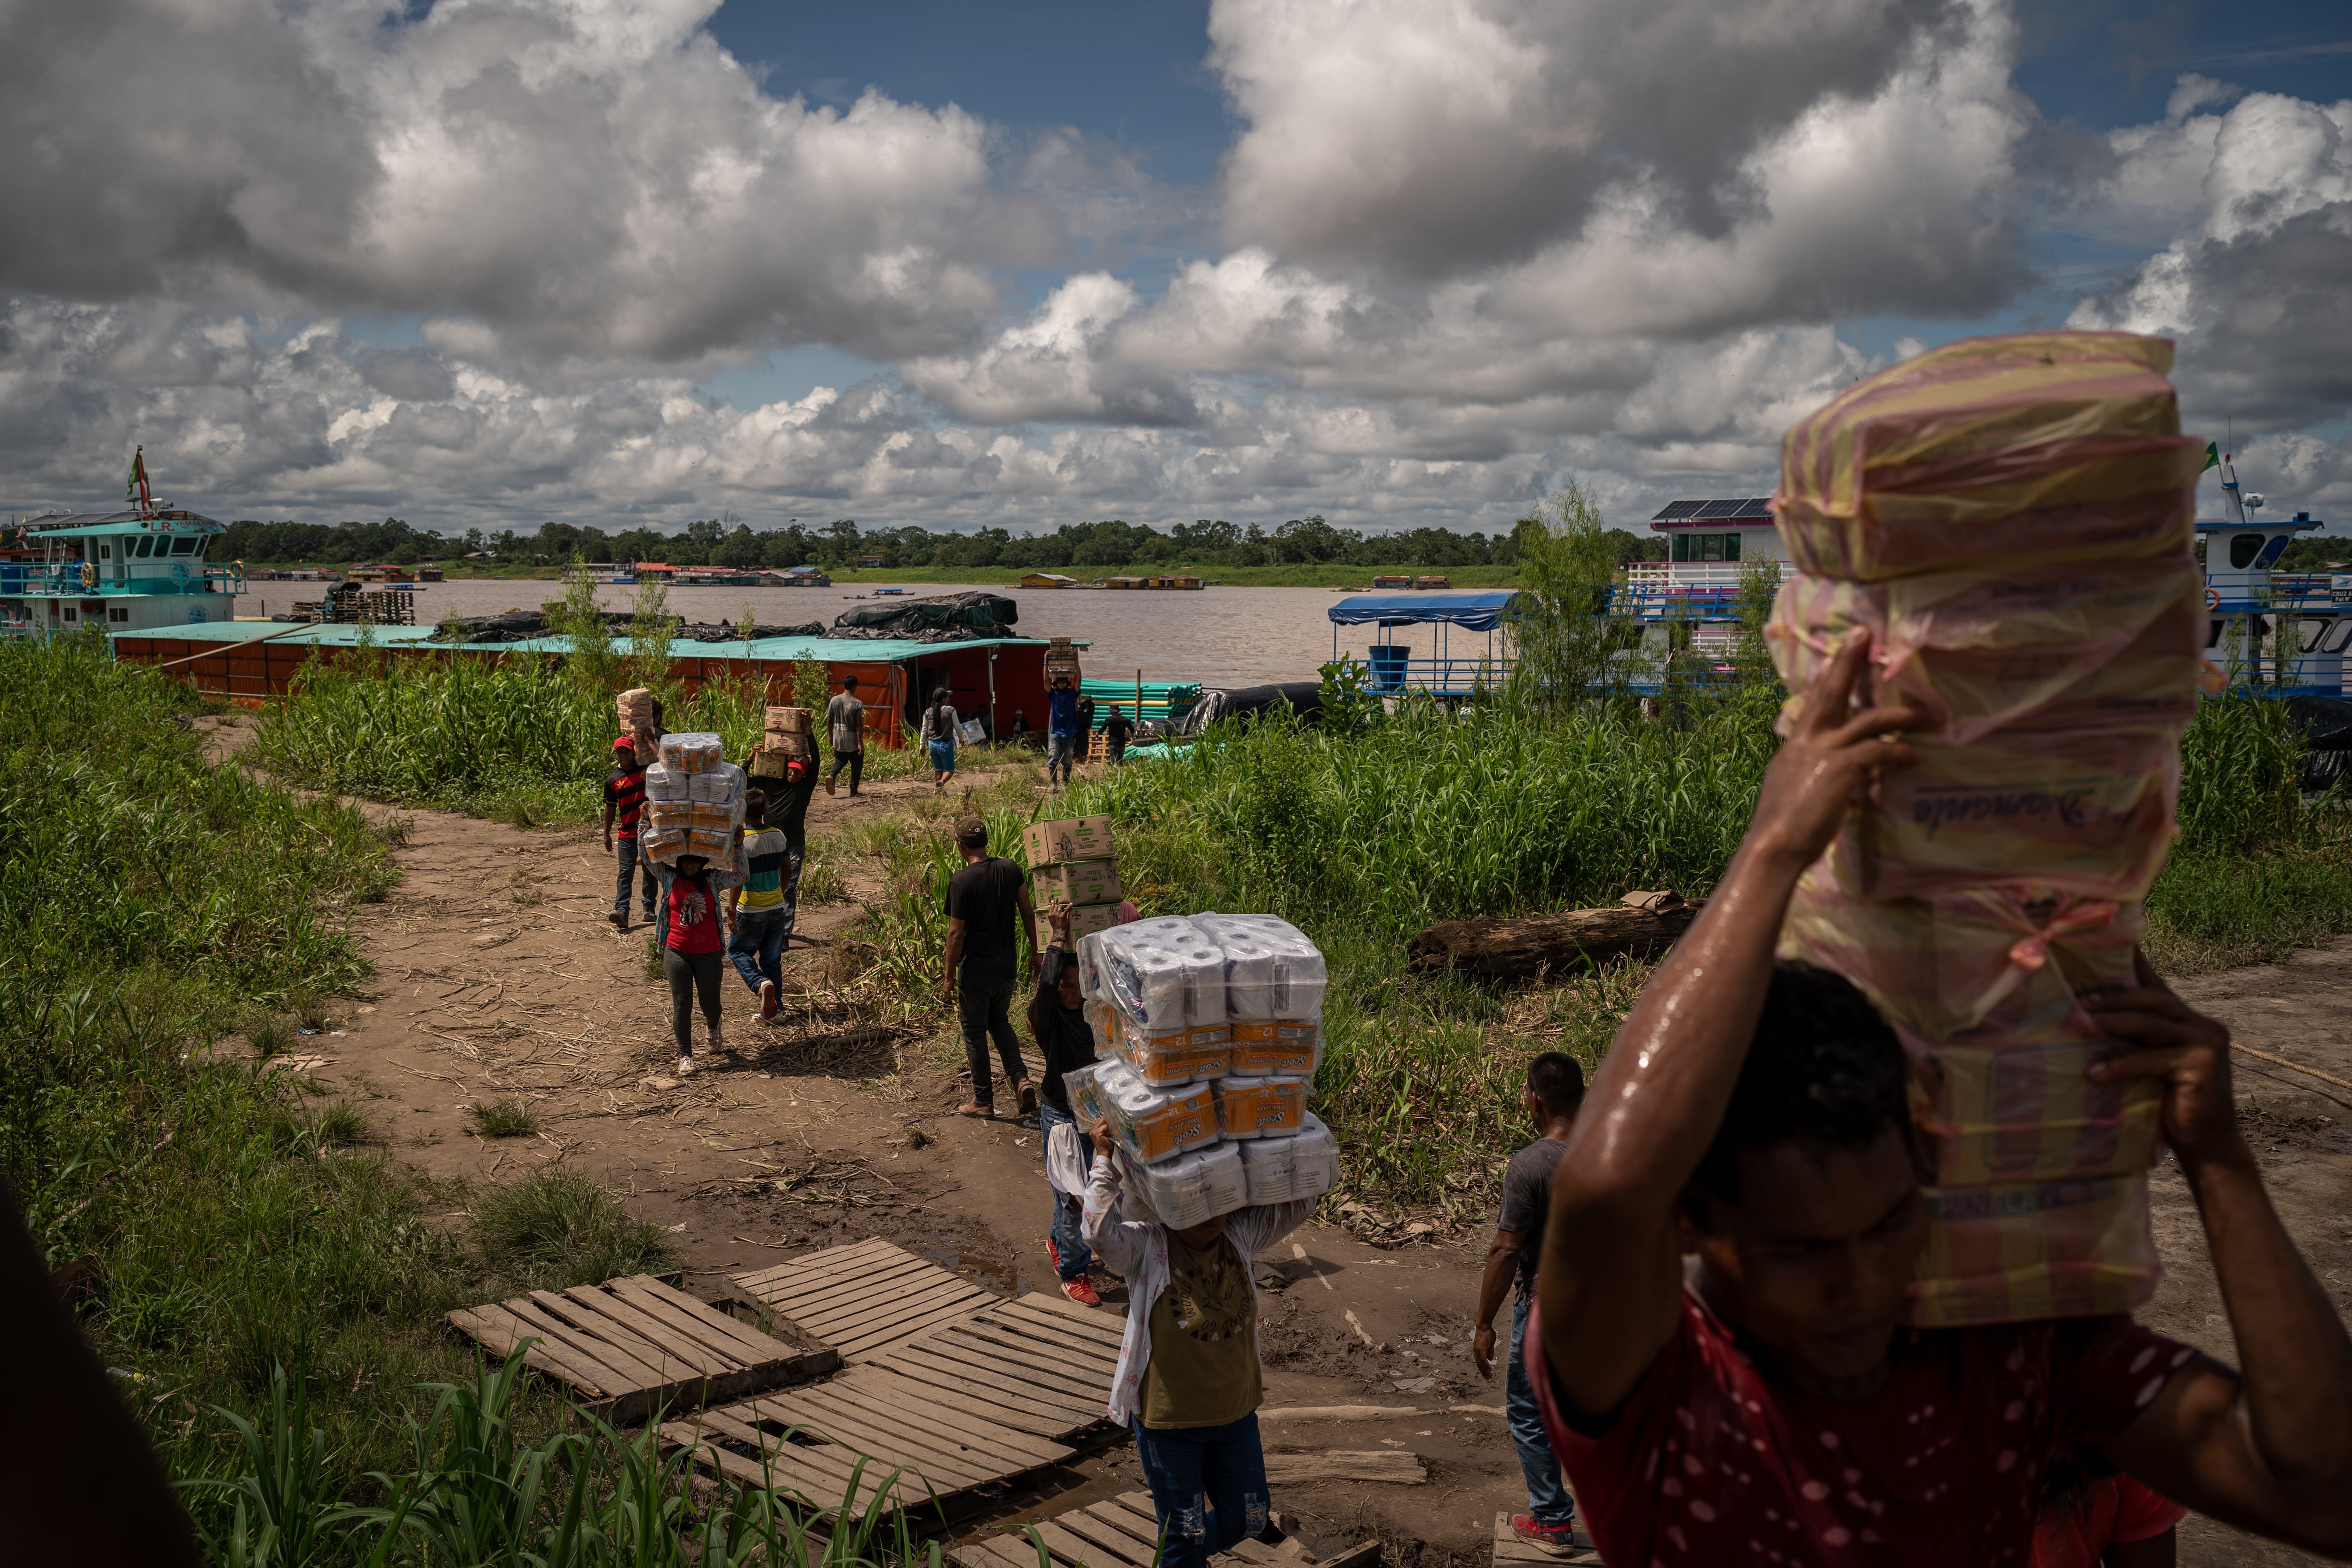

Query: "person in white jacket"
(1081, 1119), (1318, 1568)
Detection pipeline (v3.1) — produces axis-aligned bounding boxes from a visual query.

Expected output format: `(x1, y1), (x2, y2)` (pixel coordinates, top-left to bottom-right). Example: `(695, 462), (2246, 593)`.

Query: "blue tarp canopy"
(1327, 591), (1522, 631)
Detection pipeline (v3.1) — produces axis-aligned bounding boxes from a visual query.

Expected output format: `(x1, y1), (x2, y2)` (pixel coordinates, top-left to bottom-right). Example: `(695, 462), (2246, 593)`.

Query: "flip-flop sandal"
(955, 1101), (994, 1118)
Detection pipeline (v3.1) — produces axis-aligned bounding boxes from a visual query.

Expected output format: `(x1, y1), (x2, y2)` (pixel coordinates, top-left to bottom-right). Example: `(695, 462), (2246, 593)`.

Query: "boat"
(776, 566), (832, 587)
(0, 451), (245, 638)
(872, 586), (907, 596)
(675, 567), (763, 587)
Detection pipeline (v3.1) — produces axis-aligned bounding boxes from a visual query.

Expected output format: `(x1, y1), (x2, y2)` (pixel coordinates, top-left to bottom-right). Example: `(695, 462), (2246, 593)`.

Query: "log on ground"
(1406, 894), (1698, 978)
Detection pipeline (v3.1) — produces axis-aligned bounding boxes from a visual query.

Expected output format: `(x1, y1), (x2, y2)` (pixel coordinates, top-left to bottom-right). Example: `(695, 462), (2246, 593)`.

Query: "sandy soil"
(206, 716), (2352, 1567)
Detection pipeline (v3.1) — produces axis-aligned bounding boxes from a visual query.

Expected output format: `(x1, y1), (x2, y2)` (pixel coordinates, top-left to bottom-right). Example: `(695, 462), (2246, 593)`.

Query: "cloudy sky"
(2, 0), (2348, 538)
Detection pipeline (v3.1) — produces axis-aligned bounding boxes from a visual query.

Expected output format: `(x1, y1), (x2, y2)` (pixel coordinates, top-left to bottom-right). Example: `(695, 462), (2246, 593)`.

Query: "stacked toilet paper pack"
(1063, 912), (1339, 1227)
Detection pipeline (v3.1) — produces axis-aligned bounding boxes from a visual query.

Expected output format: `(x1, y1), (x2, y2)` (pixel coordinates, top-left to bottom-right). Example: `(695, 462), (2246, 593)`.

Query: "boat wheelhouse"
(2200, 454), (2345, 693)
(0, 507), (242, 638)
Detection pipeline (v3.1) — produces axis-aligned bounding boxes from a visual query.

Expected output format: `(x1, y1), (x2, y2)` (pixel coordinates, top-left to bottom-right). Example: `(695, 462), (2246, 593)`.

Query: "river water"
(232, 579), (1500, 689)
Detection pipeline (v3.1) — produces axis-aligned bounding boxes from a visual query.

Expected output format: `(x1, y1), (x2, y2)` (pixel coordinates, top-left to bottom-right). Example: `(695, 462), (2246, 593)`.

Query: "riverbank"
(232, 562), (1526, 589)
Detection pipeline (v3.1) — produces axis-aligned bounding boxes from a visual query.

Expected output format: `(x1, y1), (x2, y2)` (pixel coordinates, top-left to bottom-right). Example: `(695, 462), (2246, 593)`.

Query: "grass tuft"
(467, 1098), (540, 1138)
(469, 1170), (674, 1290)
(313, 1098), (374, 1148)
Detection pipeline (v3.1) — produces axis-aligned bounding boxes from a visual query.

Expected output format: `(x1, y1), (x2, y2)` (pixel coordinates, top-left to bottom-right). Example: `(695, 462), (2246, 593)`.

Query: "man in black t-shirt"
(1474, 1052), (1587, 1557)
(1101, 704), (1134, 765)
(943, 816), (1037, 1118)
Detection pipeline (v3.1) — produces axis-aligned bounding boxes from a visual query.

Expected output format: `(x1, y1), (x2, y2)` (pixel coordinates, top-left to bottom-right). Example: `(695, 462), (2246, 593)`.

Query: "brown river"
(233, 580), (1503, 689)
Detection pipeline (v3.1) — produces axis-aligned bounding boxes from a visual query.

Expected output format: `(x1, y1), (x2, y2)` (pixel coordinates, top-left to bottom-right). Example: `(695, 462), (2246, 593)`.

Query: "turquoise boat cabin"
(0, 508), (243, 638)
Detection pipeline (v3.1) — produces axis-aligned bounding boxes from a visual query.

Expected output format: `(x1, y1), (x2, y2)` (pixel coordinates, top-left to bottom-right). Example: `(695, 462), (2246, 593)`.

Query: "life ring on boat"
(79, 561), (96, 590)
(2206, 587), (2221, 610)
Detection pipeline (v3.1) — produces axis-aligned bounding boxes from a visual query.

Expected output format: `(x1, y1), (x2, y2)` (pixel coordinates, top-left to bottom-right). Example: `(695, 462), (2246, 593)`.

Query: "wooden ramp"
(664, 1363), (1077, 1520)
(953, 1492), (1378, 1568)
(870, 1292), (1121, 1442)
(449, 1274), (835, 1425)
(734, 1240), (997, 1361)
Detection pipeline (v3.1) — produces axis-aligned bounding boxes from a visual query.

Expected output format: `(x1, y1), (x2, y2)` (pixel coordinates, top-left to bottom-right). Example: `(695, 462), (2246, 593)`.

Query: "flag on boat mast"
(2200, 441), (2220, 472)
(127, 445), (154, 518)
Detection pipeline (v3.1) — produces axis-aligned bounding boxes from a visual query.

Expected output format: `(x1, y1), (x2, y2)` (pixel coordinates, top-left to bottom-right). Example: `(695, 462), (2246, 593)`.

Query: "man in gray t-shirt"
(1474, 1052), (1587, 1556)
(824, 676), (866, 796)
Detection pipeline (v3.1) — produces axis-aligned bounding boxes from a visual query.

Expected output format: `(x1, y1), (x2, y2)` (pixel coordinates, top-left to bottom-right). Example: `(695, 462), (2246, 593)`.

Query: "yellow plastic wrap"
(1214, 1075), (1310, 1138)
(1910, 1176), (2158, 1327)
(1774, 332), (2203, 581)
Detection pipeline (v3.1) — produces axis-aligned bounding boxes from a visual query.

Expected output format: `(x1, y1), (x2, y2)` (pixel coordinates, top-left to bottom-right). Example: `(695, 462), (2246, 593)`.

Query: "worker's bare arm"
(1472, 1229), (1521, 1379)
(2097, 963), (2352, 1555)
(1537, 632), (1922, 1418)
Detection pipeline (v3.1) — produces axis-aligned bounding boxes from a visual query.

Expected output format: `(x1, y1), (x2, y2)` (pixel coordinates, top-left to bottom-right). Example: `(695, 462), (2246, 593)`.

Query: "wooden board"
(667, 1362), (1076, 1522)
(869, 1292), (1120, 1441)
(735, 1241), (998, 1361)
(1489, 1510), (1602, 1566)
(447, 1273), (835, 1424)
(950, 1492), (1379, 1568)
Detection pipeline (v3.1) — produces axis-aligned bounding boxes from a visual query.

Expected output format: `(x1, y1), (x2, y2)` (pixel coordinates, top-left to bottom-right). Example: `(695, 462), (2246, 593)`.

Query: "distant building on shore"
(1020, 572), (1078, 589)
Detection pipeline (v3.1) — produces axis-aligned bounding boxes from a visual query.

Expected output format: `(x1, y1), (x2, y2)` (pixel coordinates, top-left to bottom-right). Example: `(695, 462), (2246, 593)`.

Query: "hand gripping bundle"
(639, 733), (745, 876)
(1769, 332), (2207, 1327)
(1062, 911), (1337, 1227)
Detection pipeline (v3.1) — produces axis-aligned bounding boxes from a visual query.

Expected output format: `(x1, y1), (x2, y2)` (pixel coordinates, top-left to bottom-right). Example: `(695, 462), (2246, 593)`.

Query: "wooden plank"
(864, 1353), (1100, 1439)
(736, 1237), (905, 1287)
(743, 1249), (945, 1311)
(1261, 1452), (1425, 1485)
(617, 1275), (797, 1363)
(919, 1327), (1111, 1394)
(801, 1275), (993, 1341)
(1075, 1501), (1163, 1556)
(834, 1298), (1005, 1358)
(1053, 1507), (1160, 1565)
(1225, 1540), (1284, 1565)
(966, 1539), (1053, 1568)
(771, 1269), (989, 1333)
(804, 1377), (1075, 1475)
(903, 1340), (1108, 1413)
(527, 1290), (685, 1378)
(986, 1297), (1127, 1350)
(752, 1390), (994, 1489)
(496, 1297), (655, 1392)
(1025, 1519), (1112, 1568)
(607, 1276), (782, 1366)
(930, 1321), (1115, 1384)
(560, 1286), (728, 1377)
(829, 1368), (1073, 1467)
(450, 1305), (612, 1398)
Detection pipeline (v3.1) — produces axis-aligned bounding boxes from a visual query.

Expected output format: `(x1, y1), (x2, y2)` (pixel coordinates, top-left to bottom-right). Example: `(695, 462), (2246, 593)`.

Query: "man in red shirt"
(1530, 633), (2352, 1567)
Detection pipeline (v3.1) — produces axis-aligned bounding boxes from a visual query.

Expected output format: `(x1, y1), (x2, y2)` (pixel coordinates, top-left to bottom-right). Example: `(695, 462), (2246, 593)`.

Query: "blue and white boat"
(0, 459), (243, 638)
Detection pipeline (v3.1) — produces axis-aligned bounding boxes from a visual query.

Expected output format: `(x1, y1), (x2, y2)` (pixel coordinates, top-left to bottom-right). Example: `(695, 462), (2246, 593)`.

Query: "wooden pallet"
(448, 1274), (835, 1425)
(664, 1361), (1077, 1520)
(870, 1291), (1121, 1442)
(953, 1492), (1377, 1568)
(734, 1240), (999, 1362)
(1490, 1510), (1602, 1566)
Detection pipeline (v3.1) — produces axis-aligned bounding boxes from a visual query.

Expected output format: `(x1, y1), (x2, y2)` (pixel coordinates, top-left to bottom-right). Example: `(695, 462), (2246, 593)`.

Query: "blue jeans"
(928, 739), (955, 772)
(1508, 1292), (1573, 1526)
(614, 836), (657, 921)
(1047, 730), (1080, 780)
(729, 907), (788, 997)
(1130, 1411), (1268, 1568)
(1038, 1104), (1092, 1282)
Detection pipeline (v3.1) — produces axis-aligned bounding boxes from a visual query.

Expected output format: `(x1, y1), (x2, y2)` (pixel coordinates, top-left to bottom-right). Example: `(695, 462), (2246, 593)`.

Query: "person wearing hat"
(825, 674), (866, 796)
(602, 736), (655, 930)
(944, 814), (1038, 1117)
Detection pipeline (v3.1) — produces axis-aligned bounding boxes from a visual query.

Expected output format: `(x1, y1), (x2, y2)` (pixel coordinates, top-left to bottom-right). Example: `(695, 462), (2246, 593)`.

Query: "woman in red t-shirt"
(2033, 1456), (2185, 1568)
(664, 853), (727, 1075)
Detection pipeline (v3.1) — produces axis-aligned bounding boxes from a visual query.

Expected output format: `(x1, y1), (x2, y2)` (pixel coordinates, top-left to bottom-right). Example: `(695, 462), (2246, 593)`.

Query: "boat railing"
(0, 561), (242, 595)
(1346, 653), (1518, 695)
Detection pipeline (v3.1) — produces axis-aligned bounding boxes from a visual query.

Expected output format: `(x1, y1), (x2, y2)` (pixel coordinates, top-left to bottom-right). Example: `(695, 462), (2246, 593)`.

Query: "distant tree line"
(215, 513), (1670, 570)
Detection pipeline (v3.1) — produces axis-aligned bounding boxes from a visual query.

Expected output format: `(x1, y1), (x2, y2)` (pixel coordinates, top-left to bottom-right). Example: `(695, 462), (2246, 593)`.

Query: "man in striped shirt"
(602, 737), (654, 930)
(725, 787), (796, 1020)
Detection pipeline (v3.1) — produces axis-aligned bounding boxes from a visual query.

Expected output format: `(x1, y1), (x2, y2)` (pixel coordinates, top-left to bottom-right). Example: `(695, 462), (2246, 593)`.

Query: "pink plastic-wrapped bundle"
(1774, 333), (2203, 581)
(1770, 331), (2203, 1327)
(1767, 555), (2204, 743)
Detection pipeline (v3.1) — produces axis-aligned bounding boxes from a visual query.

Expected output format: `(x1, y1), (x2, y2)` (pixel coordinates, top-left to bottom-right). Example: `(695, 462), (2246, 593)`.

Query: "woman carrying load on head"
(920, 685), (958, 791)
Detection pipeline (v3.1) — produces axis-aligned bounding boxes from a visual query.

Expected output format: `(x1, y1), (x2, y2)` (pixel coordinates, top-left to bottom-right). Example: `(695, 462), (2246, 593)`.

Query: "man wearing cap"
(602, 736), (655, 930)
(825, 674), (866, 796)
(944, 815), (1039, 1117)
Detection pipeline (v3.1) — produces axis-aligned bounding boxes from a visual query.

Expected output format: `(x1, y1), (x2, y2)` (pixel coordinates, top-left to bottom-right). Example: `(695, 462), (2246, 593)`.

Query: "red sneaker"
(1061, 1277), (1101, 1306)
(1046, 1239), (1062, 1274)
(1510, 1516), (1578, 1559)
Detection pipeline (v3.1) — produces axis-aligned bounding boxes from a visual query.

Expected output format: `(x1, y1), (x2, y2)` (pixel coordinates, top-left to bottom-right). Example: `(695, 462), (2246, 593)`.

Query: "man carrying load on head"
(602, 736), (655, 931)
(1046, 673), (1082, 788)
(1528, 634), (2352, 1568)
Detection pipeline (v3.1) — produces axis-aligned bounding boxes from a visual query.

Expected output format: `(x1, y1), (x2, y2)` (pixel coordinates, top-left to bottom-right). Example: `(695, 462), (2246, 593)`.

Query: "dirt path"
(215, 717), (2352, 1567)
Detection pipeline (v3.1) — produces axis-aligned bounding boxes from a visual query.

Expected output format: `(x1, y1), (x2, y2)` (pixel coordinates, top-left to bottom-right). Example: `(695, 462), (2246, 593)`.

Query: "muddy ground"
(209, 720), (2352, 1567)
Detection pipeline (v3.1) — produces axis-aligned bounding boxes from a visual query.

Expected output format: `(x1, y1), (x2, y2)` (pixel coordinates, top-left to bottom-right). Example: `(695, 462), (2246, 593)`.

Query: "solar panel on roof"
(1694, 499), (1744, 518)
(1652, 500), (1706, 520)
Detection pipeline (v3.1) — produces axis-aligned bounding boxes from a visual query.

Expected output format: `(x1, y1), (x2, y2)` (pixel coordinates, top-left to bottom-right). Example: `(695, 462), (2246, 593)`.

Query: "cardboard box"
(1023, 815), (1114, 865)
(644, 800), (690, 829)
(1067, 901), (1124, 939)
(764, 705), (813, 735)
(1034, 859), (1123, 906)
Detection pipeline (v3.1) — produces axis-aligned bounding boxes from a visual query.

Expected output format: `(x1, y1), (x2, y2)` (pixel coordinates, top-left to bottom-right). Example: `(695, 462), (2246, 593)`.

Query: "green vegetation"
(465, 1099), (539, 1139)
(0, 633), (813, 1558)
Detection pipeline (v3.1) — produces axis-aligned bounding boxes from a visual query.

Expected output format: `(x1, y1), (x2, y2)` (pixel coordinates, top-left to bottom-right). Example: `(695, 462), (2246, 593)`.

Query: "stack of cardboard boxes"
(750, 705), (814, 782)
(1023, 814), (1123, 938)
